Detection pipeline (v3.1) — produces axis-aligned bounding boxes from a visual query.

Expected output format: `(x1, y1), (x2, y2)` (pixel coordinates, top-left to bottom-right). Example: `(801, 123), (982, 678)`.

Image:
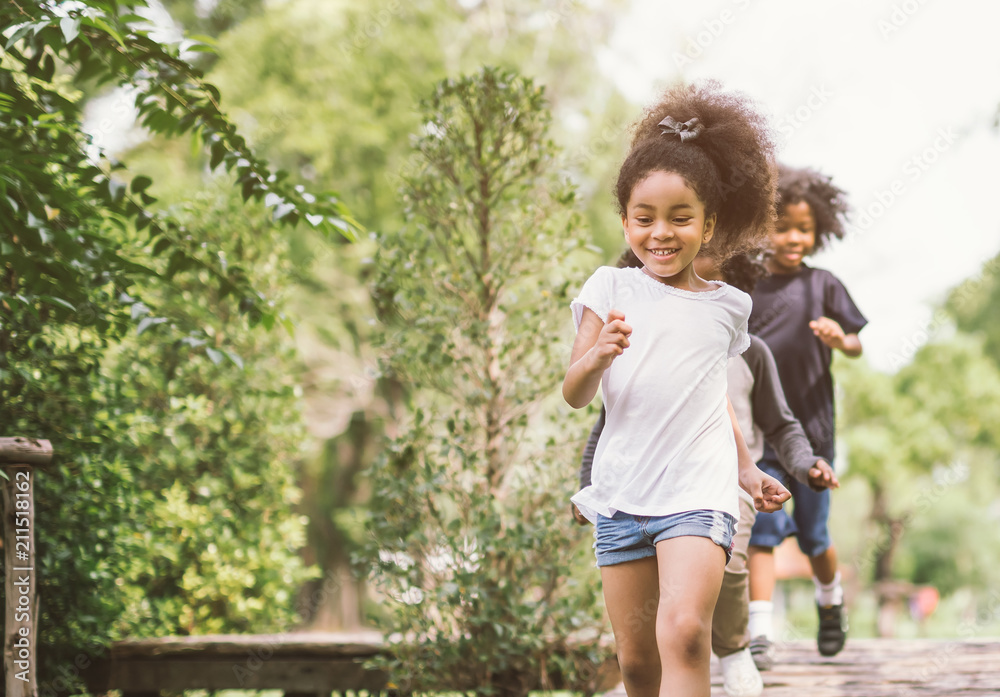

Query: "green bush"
(362, 67), (605, 696)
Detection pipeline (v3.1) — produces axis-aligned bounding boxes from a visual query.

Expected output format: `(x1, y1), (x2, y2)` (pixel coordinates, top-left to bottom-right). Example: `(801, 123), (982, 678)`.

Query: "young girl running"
(746, 165), (867, 668)
(574, 249), (839, 697)
(563, 82), (791, 697)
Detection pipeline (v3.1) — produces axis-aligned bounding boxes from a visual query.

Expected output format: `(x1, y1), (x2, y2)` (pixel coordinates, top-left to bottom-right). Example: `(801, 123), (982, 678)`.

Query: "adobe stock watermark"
(884, 254), (1000, 370)
(846, 125), (959, 239)
(562, 115), (630, 173)
(672, 0), (754, 70)
(854, 460), (969, 575)
(341, 0), (407, 59)
(775, 85), (834, 146)
(877, 0), (931, 40)
(545, 0), (587, 27)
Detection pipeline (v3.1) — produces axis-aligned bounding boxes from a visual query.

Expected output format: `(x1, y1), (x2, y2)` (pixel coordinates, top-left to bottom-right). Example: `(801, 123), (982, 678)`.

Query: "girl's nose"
(651, 223), (673, 239)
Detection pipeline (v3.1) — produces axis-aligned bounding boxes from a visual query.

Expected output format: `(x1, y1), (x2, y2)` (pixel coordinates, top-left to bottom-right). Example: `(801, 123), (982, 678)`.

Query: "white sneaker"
(720, 647), (764, 697)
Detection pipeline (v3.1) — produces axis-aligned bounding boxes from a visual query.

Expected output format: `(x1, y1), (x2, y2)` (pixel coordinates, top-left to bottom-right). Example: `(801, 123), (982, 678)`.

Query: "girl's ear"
(622, 215), (629, 241)
(702, 213), (717, 244)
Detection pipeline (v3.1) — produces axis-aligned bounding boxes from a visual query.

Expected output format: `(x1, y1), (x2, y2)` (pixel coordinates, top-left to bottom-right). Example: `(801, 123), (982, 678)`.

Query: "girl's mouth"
(648, 248), (680, 258)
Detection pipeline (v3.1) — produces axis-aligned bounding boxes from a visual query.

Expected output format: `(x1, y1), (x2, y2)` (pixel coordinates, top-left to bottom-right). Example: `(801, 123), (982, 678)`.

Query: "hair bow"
(658, 116), (704, 142)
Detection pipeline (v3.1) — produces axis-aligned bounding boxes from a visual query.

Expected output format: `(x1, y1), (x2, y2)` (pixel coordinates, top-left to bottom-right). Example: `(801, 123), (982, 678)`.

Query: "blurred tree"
(947, 251), (1000, 371)
(1, 0), (355, 680)
(107, 191), (317, 636)
(837, 330), (1000, 635)
(364, 66), (603, 695)
(127, 0), (627, 631)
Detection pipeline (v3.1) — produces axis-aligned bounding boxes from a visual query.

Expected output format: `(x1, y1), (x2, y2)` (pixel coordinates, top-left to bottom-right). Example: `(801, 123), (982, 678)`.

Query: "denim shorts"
(749, 443), (835, 557)
(594, 509), (737, 567)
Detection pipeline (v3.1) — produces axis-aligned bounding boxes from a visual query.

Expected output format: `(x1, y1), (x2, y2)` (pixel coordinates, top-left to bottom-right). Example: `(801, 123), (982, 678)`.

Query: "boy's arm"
(746, 338), (817, 485)
(728, 396), (791, 512)
(747, 338), (838, 490)
(816, 274), (866, 357)
(579, 407), (606, 490)
(809, 317), (863, 357)
(840, 332), (862, 357)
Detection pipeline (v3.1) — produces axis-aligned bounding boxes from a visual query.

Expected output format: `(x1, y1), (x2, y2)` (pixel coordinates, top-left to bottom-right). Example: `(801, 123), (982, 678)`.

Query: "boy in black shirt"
(747, 166), (867, 668)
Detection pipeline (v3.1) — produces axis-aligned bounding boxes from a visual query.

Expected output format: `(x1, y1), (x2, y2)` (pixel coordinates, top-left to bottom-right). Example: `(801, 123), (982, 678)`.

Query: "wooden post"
(0, 437), (53, 697)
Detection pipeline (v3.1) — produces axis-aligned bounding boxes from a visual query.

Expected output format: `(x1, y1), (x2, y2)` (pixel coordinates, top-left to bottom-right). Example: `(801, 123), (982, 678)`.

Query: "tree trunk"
(870, 481), (906, 637)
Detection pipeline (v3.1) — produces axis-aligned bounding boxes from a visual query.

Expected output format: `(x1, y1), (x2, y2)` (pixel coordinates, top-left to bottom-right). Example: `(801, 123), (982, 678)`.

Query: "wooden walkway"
(603, 639), (1000, 696)
(83, 632), (1000, 695)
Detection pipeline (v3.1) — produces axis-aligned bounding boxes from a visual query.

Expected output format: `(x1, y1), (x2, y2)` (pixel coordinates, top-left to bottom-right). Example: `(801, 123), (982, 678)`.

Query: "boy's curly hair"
(615, 81), (777, 260)
(720, 252), (768, 294)
(777, 164), (850, 252)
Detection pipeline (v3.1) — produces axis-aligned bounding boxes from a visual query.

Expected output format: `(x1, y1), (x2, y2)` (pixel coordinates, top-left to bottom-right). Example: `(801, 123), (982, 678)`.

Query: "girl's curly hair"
(615, 81), (777, 260)
(777, 164), (850, 252)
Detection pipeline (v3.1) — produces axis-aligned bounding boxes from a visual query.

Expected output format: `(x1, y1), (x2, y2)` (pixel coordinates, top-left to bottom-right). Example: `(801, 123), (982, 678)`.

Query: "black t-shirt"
(749, 264), (867, 453)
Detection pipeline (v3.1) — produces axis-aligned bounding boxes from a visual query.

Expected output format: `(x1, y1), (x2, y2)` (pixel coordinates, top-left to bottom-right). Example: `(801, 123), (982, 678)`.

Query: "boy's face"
(769, 201), (816, 273)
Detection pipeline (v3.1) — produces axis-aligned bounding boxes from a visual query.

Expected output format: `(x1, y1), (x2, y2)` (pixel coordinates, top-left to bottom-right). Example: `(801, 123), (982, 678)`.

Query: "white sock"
(748, 600), (773, 639)
(814, 571), (843, 606)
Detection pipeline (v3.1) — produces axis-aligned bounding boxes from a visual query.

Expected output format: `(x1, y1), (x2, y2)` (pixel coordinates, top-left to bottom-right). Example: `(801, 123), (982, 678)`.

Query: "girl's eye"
(673, 217), (692, 224)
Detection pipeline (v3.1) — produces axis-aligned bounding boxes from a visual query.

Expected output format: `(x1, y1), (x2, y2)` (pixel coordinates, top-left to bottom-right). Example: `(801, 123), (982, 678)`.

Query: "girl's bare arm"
(562, 308), (631, 409)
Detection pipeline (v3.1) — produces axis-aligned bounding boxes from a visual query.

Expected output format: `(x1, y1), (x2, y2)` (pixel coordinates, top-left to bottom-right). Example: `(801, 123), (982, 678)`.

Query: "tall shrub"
(364, 67), (604, 696)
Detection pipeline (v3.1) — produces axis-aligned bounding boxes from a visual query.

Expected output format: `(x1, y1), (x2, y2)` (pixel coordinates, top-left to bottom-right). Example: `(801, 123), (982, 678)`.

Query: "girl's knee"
(658, 611), (712, 662)
(617, 646), (660, 687)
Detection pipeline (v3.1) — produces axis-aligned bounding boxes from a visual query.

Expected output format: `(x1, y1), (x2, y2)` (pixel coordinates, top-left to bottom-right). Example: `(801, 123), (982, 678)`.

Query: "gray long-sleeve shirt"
(578, 335), (821, 491)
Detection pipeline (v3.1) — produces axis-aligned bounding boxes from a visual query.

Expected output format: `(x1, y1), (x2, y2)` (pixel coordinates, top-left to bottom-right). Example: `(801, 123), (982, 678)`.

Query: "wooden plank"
(108, 657), (387, 691)
(0, 438), (53, 466)
(111, 631), (384, 659)
(596, 639), (1000, 696)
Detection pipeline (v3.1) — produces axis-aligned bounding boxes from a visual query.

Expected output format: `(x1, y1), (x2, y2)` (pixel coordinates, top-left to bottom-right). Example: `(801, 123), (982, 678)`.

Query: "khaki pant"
(712, 491), (757, 658)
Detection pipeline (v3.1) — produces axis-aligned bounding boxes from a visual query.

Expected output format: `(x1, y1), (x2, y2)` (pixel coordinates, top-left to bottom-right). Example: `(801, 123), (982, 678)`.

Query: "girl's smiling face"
(622, 170), (716, 290)
(768, 200), (816, 273)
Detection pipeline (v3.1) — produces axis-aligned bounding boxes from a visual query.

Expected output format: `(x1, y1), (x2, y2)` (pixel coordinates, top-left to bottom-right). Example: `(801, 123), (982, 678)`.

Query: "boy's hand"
(809, 316), (847, 350)
(591, 309), (632, 370)
(808, 459), (840, 491)
(572, 503), (590, 526)
(740, 465), (792, 513)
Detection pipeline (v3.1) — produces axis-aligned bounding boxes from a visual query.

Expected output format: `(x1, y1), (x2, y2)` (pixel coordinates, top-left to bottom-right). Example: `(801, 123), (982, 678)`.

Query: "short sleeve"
(823, 274), (868, 335)
(570, 266), (613, 330)
(728, 287), (752, 357)
(729, 315), (751, 357)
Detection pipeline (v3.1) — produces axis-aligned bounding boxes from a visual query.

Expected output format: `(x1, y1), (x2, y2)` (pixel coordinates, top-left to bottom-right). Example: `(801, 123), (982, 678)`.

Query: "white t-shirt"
(569, 266), (751, 523)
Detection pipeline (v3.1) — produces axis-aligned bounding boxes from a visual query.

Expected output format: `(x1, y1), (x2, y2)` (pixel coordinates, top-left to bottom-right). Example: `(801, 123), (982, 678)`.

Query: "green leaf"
(131, 176), (152, 194)
(210, 141), (226, 170)
(60, 16), (81, 44)
(205, 347), (223, 365)
(151, 236), (172, 256)
(136, 316), (168, 335)
(81, 16), (125, 47)
(224, 350), (244, 369)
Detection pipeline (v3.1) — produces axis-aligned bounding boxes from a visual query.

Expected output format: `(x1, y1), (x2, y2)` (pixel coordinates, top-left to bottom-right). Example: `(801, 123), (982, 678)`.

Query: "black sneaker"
(749, 635), (774, 671)
(817, 603), (848, 656)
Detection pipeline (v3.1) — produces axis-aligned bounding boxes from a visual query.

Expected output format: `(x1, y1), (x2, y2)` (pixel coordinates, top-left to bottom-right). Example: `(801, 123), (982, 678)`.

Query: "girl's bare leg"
(655, 536), (727, 697)
(601, 556), (661, 697)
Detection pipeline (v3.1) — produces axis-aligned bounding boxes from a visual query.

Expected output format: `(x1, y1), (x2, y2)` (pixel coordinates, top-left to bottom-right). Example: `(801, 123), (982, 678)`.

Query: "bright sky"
(603, 0), (1000, 371)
